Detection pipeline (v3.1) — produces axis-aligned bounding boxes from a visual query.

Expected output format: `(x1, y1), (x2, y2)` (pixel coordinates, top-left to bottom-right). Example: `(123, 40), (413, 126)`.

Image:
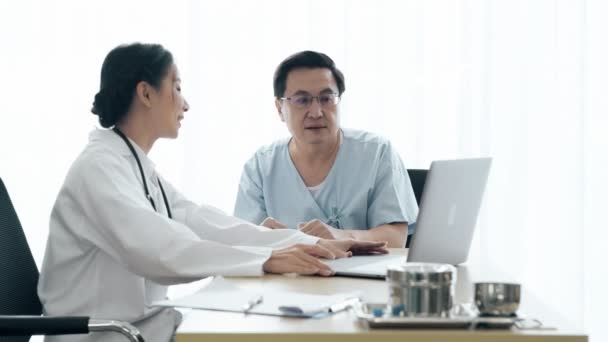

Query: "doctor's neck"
(114, 115), (157, 154)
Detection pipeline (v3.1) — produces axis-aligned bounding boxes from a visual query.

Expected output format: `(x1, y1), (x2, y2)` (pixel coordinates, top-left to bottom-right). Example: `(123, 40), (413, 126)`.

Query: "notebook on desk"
(325, 158), (492, 279)
(324, 254), (407, 279)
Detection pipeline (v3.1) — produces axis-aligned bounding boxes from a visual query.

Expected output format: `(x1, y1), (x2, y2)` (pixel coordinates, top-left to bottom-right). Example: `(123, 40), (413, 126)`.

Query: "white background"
(1, 0), (606, 341)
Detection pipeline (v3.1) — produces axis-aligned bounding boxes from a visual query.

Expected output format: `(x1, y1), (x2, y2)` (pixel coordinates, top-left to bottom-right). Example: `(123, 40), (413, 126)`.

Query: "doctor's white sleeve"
(70, 154), (279, 284)
(160, 178), (319, 249)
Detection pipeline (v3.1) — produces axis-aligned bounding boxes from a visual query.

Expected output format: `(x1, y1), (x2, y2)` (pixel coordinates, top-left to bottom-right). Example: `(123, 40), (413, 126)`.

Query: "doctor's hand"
(260, 217), (288, 229)
(298, 219), (338, 239)
(318, 239), (389, 256)
(262, 244), (337, 276)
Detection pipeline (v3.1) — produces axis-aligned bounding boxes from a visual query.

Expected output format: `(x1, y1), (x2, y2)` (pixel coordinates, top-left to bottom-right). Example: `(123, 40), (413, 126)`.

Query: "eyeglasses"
(280, 93), (340, 109)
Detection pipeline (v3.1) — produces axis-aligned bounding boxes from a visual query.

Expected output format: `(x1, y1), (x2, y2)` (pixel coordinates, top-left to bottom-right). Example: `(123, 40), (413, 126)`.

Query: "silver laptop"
(325, 158), (492, 279)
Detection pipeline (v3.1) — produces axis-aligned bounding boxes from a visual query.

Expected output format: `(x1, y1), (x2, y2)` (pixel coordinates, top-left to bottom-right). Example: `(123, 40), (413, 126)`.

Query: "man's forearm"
(330, 223), (408, 248)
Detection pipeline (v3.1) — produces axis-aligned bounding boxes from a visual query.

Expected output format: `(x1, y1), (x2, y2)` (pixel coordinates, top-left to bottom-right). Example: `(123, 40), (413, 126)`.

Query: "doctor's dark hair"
(273, 50), (345, 98)
(91, 43), (174, 128)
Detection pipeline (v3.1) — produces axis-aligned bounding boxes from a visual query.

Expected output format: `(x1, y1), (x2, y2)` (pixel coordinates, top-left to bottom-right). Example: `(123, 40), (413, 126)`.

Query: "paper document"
(152, 276), (360, 318)
(323, 254), (406, 278)
(324, 254), (405, 270)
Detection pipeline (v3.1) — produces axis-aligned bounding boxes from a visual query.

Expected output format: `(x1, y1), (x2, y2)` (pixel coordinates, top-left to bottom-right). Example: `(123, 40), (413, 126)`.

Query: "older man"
(234, 51), (418, 247)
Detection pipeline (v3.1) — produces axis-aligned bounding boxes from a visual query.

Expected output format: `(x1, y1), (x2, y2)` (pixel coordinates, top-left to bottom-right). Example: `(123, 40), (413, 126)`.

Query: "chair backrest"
(405, 169), (428, 248)
(0, 177), (43, 318)
(407, 169), (428, 206)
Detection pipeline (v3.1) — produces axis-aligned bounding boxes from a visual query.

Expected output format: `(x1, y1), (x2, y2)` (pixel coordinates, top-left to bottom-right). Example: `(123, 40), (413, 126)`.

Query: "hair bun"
(91, 89), (115, 128)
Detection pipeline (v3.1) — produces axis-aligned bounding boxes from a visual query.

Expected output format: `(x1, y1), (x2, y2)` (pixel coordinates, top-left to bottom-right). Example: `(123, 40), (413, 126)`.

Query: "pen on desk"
(243, 294), (264, 314)
(329, 297), (360, 313)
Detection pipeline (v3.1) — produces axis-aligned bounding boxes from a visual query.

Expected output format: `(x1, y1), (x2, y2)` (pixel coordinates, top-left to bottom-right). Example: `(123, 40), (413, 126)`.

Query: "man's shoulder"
(254, 136), (290, 157)
(243, 136), (290, 170)
(342, 128), (392, 151)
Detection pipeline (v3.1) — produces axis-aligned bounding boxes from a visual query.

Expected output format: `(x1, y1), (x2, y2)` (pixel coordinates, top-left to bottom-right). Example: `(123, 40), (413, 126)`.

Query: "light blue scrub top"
(234, 129), (419, 234)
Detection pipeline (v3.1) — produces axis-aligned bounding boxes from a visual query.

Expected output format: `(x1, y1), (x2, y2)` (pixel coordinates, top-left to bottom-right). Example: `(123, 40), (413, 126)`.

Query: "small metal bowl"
(474, 282), (521, 316)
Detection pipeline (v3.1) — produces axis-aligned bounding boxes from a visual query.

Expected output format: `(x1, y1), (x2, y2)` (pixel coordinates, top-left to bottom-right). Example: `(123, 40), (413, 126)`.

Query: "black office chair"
(405, 169), (428, 248)
(0, 177), (144, 341)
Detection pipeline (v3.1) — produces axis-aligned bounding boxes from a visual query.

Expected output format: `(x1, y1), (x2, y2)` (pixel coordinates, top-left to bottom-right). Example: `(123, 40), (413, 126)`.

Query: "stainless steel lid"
(386, 263), (455, 285)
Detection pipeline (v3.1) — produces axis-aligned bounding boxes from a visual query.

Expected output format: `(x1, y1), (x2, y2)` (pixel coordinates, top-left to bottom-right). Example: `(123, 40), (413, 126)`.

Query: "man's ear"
(275, 98), (285, 122)
(135, 81), (152, 108)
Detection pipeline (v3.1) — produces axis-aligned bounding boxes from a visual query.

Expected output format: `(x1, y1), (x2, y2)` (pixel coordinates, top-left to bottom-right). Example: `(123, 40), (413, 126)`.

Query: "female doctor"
(37, 43), (387, 342)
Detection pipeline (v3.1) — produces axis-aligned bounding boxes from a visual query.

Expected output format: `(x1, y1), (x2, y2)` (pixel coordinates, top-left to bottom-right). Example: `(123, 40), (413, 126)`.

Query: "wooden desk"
(176, 252), (587, 342)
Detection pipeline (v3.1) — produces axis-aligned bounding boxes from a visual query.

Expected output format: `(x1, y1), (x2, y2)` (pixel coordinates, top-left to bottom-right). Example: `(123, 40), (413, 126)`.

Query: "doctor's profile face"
(276, 67), (340, 146)
(147, 64), (190, 139)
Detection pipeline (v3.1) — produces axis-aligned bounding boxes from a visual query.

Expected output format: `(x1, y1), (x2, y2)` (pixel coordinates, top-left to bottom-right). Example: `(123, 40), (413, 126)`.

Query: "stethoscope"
(113, 127), (173, 219)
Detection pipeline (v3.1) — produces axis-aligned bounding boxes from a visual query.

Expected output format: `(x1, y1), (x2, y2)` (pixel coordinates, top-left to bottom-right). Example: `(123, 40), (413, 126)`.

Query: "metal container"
(474, 282), (521, 316)
(386, 263), (456, 317)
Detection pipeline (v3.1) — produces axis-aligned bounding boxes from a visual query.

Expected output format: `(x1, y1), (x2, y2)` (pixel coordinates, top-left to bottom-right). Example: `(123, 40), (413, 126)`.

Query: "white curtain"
(0, 0), (605, 340)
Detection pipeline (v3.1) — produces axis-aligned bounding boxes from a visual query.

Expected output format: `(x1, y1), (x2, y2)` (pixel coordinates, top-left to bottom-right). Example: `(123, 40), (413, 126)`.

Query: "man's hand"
(262, 244), (337, 276)
(298, 219), (338, 239)
(318, 239), (389, 256)
(260, 217), (288, 229)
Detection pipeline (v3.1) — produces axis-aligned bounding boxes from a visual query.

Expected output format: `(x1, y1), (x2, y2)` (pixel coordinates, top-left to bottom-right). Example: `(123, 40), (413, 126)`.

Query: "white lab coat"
(37, 129), (318, 342)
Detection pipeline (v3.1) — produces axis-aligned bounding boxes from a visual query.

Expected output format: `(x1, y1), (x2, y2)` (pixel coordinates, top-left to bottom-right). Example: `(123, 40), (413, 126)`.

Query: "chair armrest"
(0, 316), (144, 342)
(89, 319), (144, 342)
(0, 315), (89, 335)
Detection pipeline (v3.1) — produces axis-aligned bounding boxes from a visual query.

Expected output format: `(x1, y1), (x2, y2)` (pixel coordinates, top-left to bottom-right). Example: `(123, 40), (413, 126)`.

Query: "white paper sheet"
(151, 276), (360, 318)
